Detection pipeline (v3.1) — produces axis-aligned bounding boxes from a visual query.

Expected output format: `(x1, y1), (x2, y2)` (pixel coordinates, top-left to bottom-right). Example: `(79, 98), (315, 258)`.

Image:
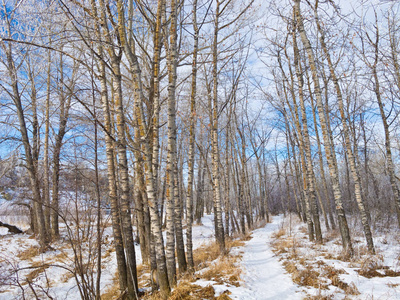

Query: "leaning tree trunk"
(4, 38), (48, 250)
(292, 32), (322, 243)
(43, 49), (51, 235)
(91, 1), (137, 297)
(211, 0), (225, 253)
(278, 52), (314, 239)
(370, 23), (400, 227)
(112, 57), (139, 297)
(309, 88), (335, 230)
(186, 0), (198, 270)
(293, 0), (353, 256)
(314, 6), (374, 253)
(115, 0), (171, 296)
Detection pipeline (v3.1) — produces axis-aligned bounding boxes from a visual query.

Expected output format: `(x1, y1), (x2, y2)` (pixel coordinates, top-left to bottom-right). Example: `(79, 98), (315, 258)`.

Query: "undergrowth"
(141, 232), (252, 299)
(271, 214), (400, 299)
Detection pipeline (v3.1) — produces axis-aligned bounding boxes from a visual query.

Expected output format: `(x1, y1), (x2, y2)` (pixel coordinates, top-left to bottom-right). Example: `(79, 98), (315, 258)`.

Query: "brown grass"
(201, 255), (241, 287)
(143, 235), (247, 299)
(271, 228), (286, 239)
(140, 232), (251, 299)
(101, 271), (121, 300)
(320, 265), (359, 294)
(25, 264), (50, 284)
(137, 264), (152, 287)
(17, 245), (40, 261)
(193, 234), (248, 271)
(283, 261), (321, 289)
(145, 282), (229, 300)
(52, 250), (69, 263)
(272, 236), (297, 256)
(60, 271), (75, 283)
(307, 294), (334, 300)
(193, 242), (220, 270)
(170, 283), (215, 300)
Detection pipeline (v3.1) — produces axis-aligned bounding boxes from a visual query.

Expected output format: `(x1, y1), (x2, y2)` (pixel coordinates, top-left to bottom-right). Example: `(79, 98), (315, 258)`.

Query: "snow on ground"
(2, 212), (399, 299)
(230, 215), (303, 300)
(0, 214), (217, 300)
(270, 214), (400, 300)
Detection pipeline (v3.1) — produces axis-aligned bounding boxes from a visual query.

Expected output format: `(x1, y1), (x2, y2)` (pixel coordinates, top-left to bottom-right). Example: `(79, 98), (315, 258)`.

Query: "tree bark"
(293, 0), (353, 255)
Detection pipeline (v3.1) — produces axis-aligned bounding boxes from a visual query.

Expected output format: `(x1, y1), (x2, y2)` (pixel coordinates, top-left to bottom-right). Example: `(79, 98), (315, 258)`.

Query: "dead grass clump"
(272, 228), (286, 239)
(193, 285), (215, 299)
(383, 269), (400, 277)
(307, 295), (333, 300)
(169, 282), (198, 300)
(102, 246), (115, 260)
(357, 255), (385, 278)
(271, 237), (296, 256)
(324, 230), (339, 243)
(202, 256), (240, 287)
(344, 282), (360, 295)
(239, 233), (253, 242)
(25, 264), (50, 283)
(319, 265), (359, 295)
(193, 243), (220, 269)
(169, 282), (215, 300)
(323, 252), (335, 260)
(352, 245), (371, 258)
(193, 235), (245, 270)
(252, 219), (268, 230)
(299, 226), (308, 235)
(101, 271), (120, 300)
(61, 271), (75, 283)
(283, 261), (321, 289)
(226, 239), (245, 249)
(52, 250), (68, 263)
(216, 290), (232, 300)
(17, 245), (40, 261)
(136, 264), (151, 287)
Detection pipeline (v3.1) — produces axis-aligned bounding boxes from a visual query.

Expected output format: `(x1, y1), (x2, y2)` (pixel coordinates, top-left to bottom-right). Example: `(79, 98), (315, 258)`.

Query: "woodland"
(0, 0), (400, 299)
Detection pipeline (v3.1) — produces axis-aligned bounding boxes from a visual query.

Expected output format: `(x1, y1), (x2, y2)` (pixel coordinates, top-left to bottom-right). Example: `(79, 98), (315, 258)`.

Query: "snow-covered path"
(231, 215), (302, 300)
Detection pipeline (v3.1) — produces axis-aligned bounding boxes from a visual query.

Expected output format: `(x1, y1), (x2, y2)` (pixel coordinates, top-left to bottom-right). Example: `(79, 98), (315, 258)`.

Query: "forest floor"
(266, 214), (400, 299)
(0, 213), (400, 299)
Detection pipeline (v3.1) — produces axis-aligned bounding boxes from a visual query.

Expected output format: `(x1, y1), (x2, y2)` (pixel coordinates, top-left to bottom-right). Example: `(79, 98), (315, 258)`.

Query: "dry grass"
(193, 234), (248, 270)
(356, 255), (400, 278)
(144, 234), (249, 299)
(272, 228), (286, 239)
(25, 263), (50, 284)
(102, 245), (115, 260)
(52, 250), (69, 263)
(193, 242), (220, 270)
(307, 295), (334, 300)
(271, 219), (360, 297)
(170, 283), (215, 300)
(201, 255), (241, 287)
(137, 264), (152, 288)
(17, 245), (40, 261)
(101, 271), (121, 300)
(323, 229), (340, 243)
(272, 236), (297, 256)
(60, 270), (75, 283)
(145, 282), (227, 300)
(283, 261), (321, 289)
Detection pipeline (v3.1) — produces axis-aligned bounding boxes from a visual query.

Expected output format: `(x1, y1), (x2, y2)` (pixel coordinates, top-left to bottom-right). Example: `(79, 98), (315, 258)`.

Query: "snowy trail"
(231, 215), (302, 300)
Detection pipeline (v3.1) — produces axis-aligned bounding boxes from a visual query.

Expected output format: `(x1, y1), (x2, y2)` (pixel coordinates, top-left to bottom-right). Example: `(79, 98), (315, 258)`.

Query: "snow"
(2, 213), (400, 299)
(269, 214), (400, 300)
(0, 214), (218, 300)
(232, 215), (302, 300)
